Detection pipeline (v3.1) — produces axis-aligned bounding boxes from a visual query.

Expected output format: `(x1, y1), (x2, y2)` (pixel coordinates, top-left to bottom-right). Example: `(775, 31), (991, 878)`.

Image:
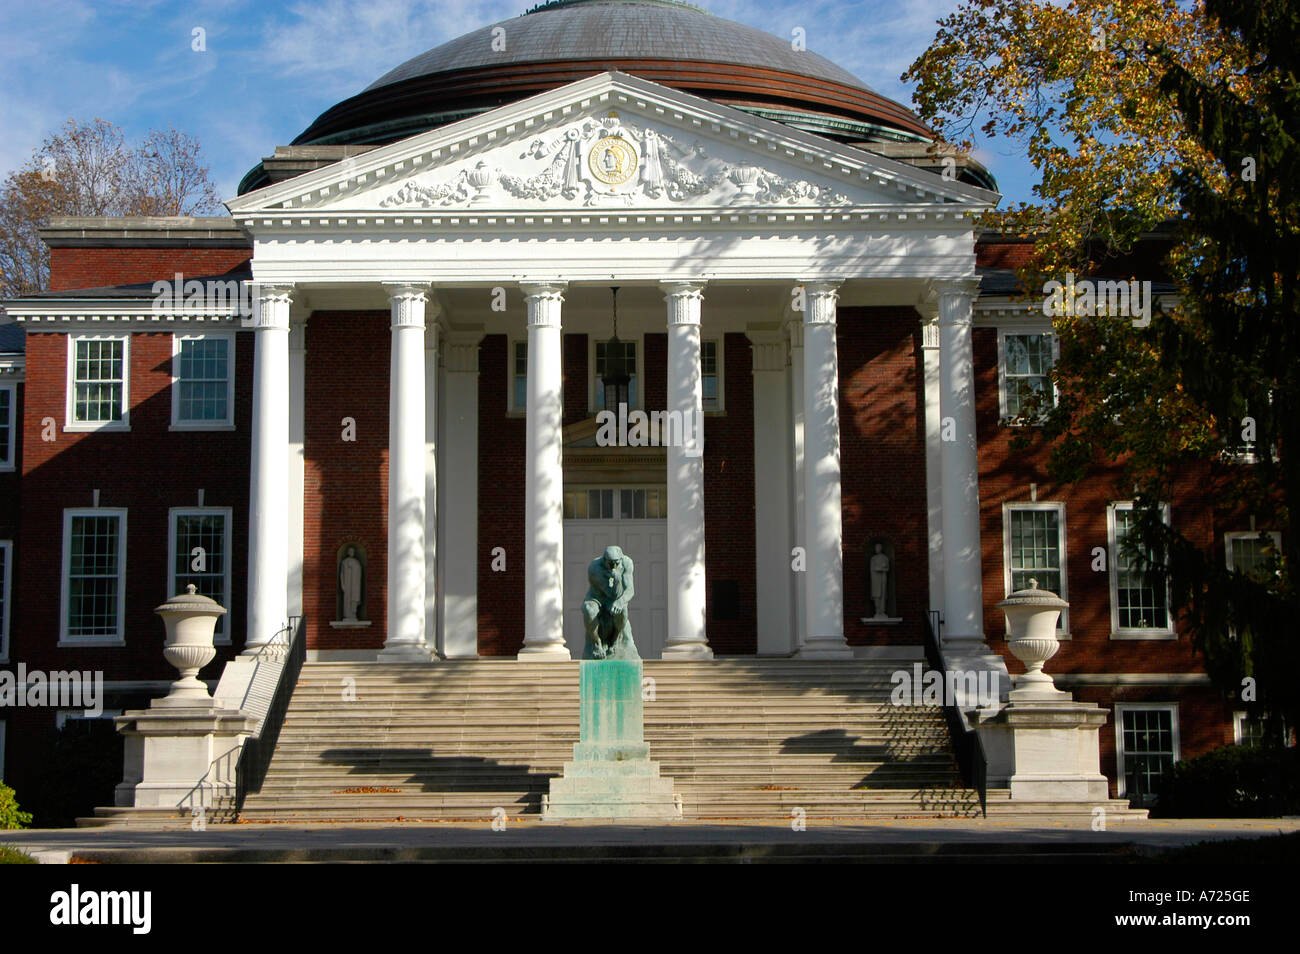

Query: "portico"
(226, 71), (997, 662)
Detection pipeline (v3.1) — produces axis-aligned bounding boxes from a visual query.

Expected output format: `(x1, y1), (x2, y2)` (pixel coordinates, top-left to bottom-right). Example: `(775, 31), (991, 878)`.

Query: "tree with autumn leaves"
(0, 118), (221, 297)
(906, 0), (1299, 741)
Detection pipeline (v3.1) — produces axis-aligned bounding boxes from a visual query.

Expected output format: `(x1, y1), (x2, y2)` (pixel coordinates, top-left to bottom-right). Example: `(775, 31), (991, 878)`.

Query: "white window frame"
(1114, 703), (1180, 800)
(1108, 501), (1175, 638)
(701, 338), (725, 414)
(59, 507), (128, 647)
(997, 328), (1059, 423)
(171, 332), (235, 430)
(168, 507), (233, 645)
(1224, 531), (1283, 576)
(0, 539), (10, 663)
(589, 333), (644, 414)
(0, 720), (5, 779)
(0, 381), (15, 472)
(507, 337), (528, 415)
(65, 333), (130, 431)
(1001, 502), (1069, 636)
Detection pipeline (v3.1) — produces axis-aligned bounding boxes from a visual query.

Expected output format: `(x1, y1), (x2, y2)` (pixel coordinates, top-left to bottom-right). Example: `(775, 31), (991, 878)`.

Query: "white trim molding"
(0, 539), (11, 662)
(1108, 501), (1175, 639)
(0, 381), (16, 472)
(168, 506), (234, 645)
(1001, 500), (1069, 636)
(65, 333), (130, 432)
(59, 507), (128, 647)
(170, 331), (236, 430)
(1114, 702), (1180, 801)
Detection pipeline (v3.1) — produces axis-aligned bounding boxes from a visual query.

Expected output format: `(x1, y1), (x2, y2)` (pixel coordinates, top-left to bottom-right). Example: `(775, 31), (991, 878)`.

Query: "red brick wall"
(48, 248), (252, 292)
(12, 330), (252, 677)
(563, 333), (587, 426)
(702, 333), (756, 654)
(477, 334), (525, 655)
(839, 307), (929, 645)
(302, 312), (389, 651)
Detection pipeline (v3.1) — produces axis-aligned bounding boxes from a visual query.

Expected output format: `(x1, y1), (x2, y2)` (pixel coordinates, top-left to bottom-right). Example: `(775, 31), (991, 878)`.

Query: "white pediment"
(228, 72), (997, 221)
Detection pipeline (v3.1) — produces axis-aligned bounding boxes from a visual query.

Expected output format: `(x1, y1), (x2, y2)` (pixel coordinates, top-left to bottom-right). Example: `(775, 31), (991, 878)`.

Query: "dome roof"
(365, 0), (871, 95)
(290, 0), (933, 151)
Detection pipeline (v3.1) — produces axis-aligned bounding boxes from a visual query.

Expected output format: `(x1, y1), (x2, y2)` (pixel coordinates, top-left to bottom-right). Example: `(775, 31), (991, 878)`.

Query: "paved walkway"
(5, 817), (1298, 862)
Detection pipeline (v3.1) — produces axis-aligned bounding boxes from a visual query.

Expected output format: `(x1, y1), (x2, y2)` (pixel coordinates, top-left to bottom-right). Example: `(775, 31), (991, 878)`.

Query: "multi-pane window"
(1117, 706), (1178, 802)
(564, 488), (667, 520)
(70, 337), (127, 425)
(1001, 332), (1055, 420)
(1226, 532), (1281, 582)
(1004, 504), (1067, 631)
(0, 540), (10, 660)
(702, 340), (719, 411)
(512, 341), (528, 411)
(0, 384), (13, 470)
(62, 510), (126, 642)
(173, 336), (232, 426)
(594, 340), (637, 410)
(170, 509), (231, 642)
(1110, 503), (1172, 635)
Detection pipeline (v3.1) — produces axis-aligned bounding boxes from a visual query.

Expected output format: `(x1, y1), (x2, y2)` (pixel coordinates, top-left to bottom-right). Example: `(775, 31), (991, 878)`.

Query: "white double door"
(563, 518), (668, 659)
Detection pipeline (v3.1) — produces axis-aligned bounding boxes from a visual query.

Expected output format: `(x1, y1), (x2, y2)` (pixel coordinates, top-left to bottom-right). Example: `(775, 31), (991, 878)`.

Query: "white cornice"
(228, 72), (998, 221)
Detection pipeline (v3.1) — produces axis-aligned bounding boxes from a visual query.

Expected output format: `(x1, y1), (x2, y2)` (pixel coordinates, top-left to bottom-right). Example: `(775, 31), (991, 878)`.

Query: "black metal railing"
(923, 610), (987, 816)
(234, 615), (306, 814)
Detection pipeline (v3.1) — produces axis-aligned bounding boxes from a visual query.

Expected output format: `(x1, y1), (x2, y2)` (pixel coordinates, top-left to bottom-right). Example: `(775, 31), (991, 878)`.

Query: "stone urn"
(998, 579), (1068, 697)
(154, 584), (227, 707)
(467, 161), (495, 204)
(729, 164), (762, 198)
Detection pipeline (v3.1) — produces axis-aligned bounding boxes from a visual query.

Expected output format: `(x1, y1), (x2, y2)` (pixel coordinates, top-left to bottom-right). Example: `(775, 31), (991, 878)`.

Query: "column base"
(517, 644), (572, 661)
(795, 636), (852, 659)
(662, 641), (714, 660)
(377, 643), (436, 663)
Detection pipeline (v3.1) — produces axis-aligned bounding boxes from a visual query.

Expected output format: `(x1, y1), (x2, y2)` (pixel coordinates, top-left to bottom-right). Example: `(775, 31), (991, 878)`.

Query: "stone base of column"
(661, 640), (714, 660)
(794, 637), (852, 660)
(377, 642), (436, 664)
(972, 698), (1111, 801)
(517, 643), (572, 661)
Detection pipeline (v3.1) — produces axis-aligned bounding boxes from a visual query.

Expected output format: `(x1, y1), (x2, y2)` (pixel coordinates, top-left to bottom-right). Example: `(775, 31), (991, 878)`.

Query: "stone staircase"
(215, 658), (1127, 823)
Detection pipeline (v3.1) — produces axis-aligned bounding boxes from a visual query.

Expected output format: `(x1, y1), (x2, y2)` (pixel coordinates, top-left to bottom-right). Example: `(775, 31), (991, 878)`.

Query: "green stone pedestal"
(542, 660), (681, 820)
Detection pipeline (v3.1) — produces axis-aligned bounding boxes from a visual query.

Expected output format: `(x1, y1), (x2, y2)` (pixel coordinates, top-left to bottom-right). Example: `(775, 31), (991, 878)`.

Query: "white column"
(936, 278), (985, 643)
(245, 284), (293, 652)
(423, 318), (441, 655)
(661, 281), (713, 659)
(439, 331), (482, 658)
(518, 283), (569, 660)
(796, 281), (852, 659)
(287, 319), (306, 618)
(747, 329), (793, 655)
(787, 318), (807, 652)
(920, 310), (945, 624)
(380, 283), (433, 662)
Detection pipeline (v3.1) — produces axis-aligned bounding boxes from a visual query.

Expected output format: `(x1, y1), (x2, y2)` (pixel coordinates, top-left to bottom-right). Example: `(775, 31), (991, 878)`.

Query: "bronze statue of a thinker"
(582, 545), (639, 659)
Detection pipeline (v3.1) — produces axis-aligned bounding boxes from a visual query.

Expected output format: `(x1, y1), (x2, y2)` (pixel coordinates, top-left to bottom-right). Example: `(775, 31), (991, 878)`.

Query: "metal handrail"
(923, 610), (987, 817)
(234, 615), (306, 813)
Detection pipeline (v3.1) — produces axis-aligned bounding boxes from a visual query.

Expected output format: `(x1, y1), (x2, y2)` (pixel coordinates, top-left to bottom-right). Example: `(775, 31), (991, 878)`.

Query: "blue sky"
(0, 0), (1037, 205)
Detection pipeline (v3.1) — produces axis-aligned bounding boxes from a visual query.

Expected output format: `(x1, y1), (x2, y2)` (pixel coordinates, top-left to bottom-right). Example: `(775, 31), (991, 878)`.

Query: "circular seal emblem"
(589, 136), (638, 186)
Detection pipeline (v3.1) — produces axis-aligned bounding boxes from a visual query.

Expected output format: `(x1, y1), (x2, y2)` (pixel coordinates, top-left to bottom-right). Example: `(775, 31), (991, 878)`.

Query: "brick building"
(0, 0), (1267, 819)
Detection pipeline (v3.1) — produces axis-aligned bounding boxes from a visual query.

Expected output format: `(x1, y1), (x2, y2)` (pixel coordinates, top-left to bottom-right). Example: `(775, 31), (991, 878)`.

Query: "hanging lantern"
(601, 285), (630, 411)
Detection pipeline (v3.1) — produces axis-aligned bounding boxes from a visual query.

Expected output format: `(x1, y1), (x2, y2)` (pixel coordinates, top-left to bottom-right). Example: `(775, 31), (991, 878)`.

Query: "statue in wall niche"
(582, 546), (639, 660)
(339, 545), (365, 621)
(870, 542), (891, 619)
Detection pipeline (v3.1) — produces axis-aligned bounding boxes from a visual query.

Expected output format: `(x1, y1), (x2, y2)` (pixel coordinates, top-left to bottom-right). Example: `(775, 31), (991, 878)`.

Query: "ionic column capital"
(520, 282), (566, 327)
(250, 284), (294, 331)
(660, 281), (707, 325)
(933, 277), (981, 324)
(795, 280), (842, 325)
(384, 283), (430, 330)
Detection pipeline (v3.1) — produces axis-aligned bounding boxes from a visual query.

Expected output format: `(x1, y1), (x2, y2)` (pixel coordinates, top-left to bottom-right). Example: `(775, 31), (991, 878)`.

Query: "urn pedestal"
(542, 659), (682, 820)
